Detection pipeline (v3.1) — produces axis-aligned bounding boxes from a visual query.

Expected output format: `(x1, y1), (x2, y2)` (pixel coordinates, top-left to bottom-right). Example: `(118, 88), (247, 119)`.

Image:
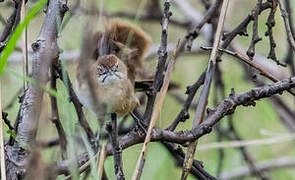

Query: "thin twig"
(201, 46), (295, 96)
(50, 66), (67, 160)
(246, 0), (262, 59)
(98, 144), (107, 180)
(1, 112), (14, 130)
(163, 142), (217, 180)
(184, 0), (222, 50)
(0, 83), (7, 180)
(56, 67), (95, 142)
(58, 75), (295, 175)
(265, 1), (280, 65)
(181, 0), (230, 179)
(283, 0), (295, 75)
(132, 41), (179, 180)
(21, 0), (28, 90)
(167, 71), (206, 131)
(201, 47), (278, 82)
(107, 113), (125, 180)
(278, 0), (295, 52)
(0, 1), (21, 53)
(143, 0), (171, 123)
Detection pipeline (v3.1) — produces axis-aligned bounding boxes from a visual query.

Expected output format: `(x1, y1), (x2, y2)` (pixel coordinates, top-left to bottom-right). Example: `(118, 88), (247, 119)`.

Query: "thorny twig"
(185, 0), (222, 50)
(222, 2), (272, 49)
(246, 0), (262, 59)
(265, 0), (280, 65)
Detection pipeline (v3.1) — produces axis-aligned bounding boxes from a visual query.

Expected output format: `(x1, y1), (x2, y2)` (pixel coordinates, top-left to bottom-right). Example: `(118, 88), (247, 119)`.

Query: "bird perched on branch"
(75, 19), (152, 118)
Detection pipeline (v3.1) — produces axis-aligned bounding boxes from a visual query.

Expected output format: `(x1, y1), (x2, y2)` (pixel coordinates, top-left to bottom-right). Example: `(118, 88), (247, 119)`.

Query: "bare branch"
(143, 0), (172, 123)
(181, 0), (230, 179)
(5, 0), (68, 178)
(278, 0), (295, 52)
(50, 66), (67, 160)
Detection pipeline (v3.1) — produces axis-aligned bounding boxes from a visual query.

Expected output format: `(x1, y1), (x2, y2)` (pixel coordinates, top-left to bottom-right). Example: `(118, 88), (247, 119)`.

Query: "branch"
(5, 0), (68, 179)
(184, 0), (222, 50)
(163, 142), (217, 180)
(265, 1), (281, 65)
(107, 113), (125, 180)
(56, 66), (95, 142)
(278, 0), (295, 52)
(57, 75), (295, 178)
(246, 0), (262, 59)
(181, 0), (230, 179)
(0, 1), (21, 52)
(132, 15), (176, 179)
(2, 112), (14, 131)
(167, 71), (206, 131)
(0, 83), (7, 180)
(50, 66), (67, 160)
(143, 0), (171, 123)
(222, 2), (272, 49)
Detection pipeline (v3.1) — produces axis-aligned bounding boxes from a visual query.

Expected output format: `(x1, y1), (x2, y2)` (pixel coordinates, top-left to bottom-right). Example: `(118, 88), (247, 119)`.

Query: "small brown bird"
(75, 19), (151, 118)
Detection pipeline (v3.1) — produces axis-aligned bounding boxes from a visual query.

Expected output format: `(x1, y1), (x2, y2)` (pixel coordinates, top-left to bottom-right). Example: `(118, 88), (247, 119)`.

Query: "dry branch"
(181, 0), (230, 179)
(0, 83), (7, 180)
(5, 0), (68, 179)
(57, 75), (295, 177)
(278, 0), (295, 52)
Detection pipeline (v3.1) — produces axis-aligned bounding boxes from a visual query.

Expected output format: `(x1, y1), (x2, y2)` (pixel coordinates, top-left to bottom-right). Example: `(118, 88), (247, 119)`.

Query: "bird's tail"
(108, 19), (152, 68)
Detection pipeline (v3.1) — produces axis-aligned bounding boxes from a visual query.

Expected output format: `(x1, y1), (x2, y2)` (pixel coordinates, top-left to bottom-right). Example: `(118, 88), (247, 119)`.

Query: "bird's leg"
(107, 113), (125, 180)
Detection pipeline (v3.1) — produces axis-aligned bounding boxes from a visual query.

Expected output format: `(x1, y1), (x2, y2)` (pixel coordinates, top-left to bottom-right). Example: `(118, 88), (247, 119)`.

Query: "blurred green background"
(1, 0), (295, 179)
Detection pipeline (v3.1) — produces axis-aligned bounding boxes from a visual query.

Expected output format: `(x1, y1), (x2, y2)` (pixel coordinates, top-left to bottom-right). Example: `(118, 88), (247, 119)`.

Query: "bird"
(75, 19), (152, 119)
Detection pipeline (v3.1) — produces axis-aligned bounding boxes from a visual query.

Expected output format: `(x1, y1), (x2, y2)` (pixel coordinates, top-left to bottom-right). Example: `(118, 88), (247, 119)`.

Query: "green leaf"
(0, 0), (48, 76)
(6, 129), (17, 139)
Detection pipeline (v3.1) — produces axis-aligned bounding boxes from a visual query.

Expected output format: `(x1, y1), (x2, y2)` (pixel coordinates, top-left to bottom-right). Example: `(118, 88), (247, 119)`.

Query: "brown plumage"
(94, 19), (152, 83)
(75, 19), (151, 117)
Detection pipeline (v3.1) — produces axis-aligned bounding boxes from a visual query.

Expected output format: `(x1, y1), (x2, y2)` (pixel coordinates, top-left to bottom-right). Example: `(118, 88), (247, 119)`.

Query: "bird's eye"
(114, 46), (120, 53)
(98, 67), (106, 75)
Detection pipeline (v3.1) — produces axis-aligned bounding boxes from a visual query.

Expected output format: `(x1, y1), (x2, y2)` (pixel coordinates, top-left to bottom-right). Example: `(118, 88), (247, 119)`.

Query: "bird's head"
(95, 54), (127, 85)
